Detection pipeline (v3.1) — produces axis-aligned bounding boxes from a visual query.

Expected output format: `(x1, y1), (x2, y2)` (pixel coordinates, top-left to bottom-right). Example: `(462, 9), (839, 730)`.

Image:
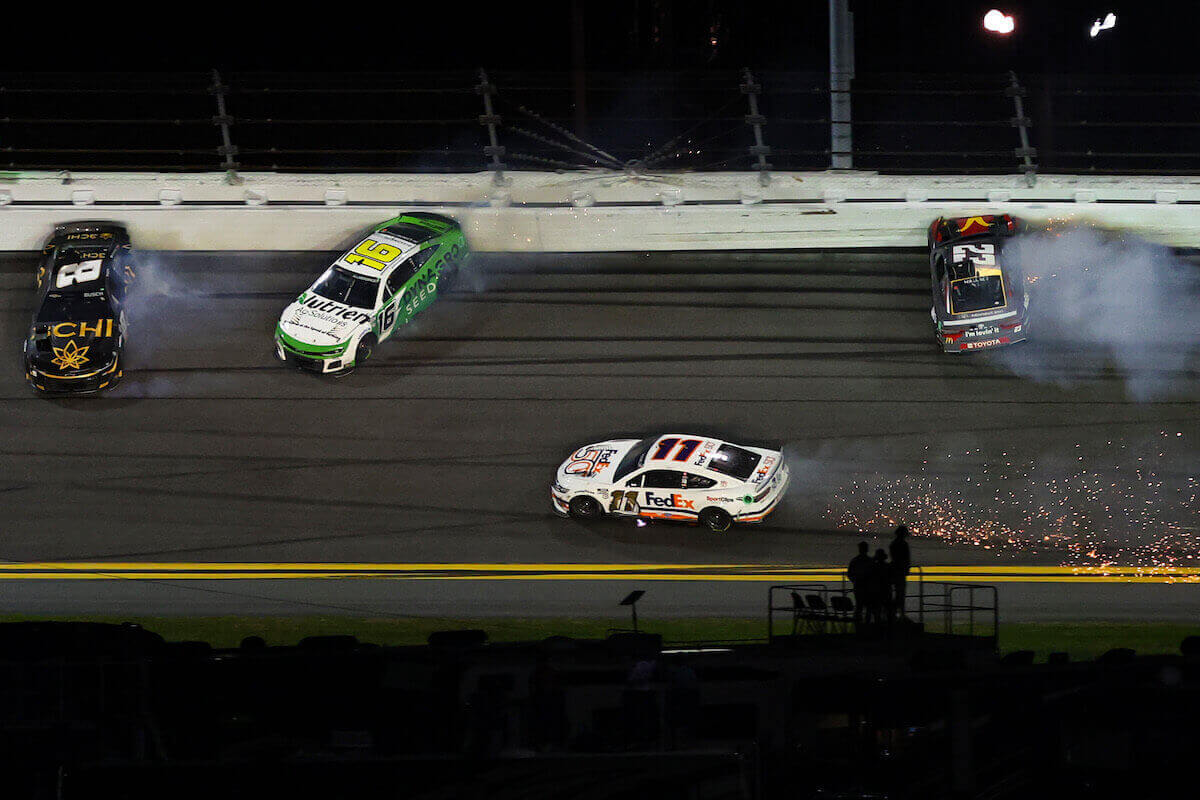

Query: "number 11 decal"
(609, 490), (638, 513)
(651, 438), (703, 462)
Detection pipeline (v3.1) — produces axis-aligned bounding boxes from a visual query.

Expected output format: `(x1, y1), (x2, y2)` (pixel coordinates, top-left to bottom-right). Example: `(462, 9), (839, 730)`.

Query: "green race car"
(274, 213), (468, 373)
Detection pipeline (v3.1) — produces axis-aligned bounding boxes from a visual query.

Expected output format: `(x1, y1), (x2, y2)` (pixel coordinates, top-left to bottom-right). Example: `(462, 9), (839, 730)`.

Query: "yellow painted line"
(0, 562), (774, 572)
(0, 574), (1192, 583)
(1, 562), (1196, 574)
(0, 562), (1195, 583)
(0, 562), (1186, 573)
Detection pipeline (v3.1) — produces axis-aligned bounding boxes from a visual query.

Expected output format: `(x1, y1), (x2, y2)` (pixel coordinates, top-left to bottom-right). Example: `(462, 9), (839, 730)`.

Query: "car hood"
(28, 319), (119, 375)
(278, 293), (373, 347)
(556, 439), (642, 484)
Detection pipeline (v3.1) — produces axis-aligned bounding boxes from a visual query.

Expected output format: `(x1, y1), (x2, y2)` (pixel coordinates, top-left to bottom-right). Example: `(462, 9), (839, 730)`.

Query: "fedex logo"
(643, 492), (695, 510)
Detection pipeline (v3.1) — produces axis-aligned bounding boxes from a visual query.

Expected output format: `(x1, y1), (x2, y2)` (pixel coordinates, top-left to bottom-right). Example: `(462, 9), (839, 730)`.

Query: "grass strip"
(0, 616), (1194, 661)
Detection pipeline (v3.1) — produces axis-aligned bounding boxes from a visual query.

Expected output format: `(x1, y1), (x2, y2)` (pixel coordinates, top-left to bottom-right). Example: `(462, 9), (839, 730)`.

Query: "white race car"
(550, 434), (789, 532)
(274, 213), (468, 374)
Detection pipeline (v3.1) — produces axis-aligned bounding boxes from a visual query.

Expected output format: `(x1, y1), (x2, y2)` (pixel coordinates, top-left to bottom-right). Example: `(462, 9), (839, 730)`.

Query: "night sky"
(0, 2), (1187, 74)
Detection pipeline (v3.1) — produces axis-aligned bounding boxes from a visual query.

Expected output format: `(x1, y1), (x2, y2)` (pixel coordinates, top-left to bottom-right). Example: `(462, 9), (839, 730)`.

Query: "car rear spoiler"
(50, 221), (129, 245)
(931, 214), (1018, 246)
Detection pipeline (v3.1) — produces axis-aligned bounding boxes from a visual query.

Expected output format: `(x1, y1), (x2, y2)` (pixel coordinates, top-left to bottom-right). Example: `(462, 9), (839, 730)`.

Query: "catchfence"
(0, 69), (1195, 181)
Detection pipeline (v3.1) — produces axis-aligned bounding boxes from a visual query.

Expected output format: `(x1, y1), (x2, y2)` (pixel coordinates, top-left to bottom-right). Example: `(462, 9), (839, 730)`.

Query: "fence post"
(476, 69), (507, 186)
(741, 69), (771, 187)
(1006, 71), (1037, 187)
(828, 0), (854, 168)
(208, 70), (240, 185)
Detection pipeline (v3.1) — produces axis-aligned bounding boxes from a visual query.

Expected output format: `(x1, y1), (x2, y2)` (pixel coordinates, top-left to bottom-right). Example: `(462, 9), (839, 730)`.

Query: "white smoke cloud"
(989, 228), (1200, 400)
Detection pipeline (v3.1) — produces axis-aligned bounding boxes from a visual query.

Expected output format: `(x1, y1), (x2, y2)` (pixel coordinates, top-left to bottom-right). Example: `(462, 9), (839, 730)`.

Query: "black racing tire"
(568, 495), (603, 521)
(698, 507), (733, 533)
(354, 334), (377, 366)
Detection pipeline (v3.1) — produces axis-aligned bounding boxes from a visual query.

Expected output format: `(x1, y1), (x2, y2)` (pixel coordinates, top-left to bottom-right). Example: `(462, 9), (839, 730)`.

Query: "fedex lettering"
(643, 492), (695, 510)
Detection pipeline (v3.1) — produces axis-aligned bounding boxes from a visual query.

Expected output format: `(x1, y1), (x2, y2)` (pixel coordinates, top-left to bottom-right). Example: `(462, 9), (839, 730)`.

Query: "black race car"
(927, 214), (1030, 353)
(24, 222), (134, 394)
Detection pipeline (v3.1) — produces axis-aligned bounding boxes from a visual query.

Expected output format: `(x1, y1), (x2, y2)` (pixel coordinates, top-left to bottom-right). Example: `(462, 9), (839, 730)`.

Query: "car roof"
(334, 231), (423, 277)
(633, 434), (732, 476)
(44, 249), (114, 294)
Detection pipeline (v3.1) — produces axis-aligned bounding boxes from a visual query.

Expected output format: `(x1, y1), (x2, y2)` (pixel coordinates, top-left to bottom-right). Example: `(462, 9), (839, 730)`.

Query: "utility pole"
(829, 0), (855, 169)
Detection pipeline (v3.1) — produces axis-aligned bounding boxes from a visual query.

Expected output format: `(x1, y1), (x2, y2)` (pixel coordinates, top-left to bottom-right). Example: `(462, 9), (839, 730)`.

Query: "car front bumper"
(27, 358), (122, 395)
(275, 341), (350, 373)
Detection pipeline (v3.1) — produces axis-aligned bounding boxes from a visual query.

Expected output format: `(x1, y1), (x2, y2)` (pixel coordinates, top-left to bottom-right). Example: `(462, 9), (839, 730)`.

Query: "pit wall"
(3, 170), (1200, 251)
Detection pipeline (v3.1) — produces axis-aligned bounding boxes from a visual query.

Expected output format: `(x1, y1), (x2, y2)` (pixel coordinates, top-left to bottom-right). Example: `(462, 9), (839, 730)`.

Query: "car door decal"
(609, 490), (638, 513)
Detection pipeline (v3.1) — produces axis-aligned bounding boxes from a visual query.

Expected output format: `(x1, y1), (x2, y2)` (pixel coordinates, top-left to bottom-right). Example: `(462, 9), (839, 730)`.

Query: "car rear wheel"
(568, 495), (602, 520)
(699, 507), (733, 533)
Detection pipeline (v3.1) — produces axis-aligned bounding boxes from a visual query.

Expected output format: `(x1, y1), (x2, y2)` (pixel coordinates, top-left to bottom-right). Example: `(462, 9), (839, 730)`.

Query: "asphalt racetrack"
(1, 250), (1197, 621)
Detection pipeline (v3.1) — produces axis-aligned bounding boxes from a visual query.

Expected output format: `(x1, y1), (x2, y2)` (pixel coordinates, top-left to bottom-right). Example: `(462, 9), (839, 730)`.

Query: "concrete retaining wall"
(3, 170), (1200, 250)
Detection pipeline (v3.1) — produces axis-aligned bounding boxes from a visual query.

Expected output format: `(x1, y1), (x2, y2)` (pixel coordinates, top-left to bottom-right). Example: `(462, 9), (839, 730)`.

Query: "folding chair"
(804, 594), (830, 634)
(829, 594), (855, 633)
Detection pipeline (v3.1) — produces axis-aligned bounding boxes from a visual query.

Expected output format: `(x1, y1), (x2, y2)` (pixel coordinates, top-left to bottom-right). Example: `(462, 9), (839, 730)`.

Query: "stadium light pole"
(829, 0), (855, 169)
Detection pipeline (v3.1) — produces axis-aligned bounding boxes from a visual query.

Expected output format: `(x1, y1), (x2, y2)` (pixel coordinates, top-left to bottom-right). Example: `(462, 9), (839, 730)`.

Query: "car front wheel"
(568, 495), (603, 520)
(699, 507), (733, 533)
(354, 334), (377, 366)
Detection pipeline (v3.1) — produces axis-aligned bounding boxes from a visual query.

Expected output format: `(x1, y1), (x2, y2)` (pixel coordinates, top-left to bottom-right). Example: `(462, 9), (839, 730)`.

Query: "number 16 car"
(551, 434), (789, 533)
(275, 213), (468, 374)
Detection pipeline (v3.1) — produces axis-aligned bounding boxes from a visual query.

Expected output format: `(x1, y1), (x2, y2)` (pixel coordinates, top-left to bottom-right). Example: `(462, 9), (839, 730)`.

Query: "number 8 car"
(550, 434), (790, 533)
(24, 221), (134, 394)
(928, 214), (1029, 352)
(275, 213), (468, 374)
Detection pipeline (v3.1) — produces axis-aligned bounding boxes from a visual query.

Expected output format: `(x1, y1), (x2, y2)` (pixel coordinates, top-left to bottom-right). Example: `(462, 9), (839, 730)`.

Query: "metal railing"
(2, 70), (1198, 180)
(767, 574), (998, 647)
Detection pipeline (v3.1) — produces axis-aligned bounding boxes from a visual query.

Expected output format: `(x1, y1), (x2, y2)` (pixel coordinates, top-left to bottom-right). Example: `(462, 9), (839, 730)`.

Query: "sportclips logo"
(298, 296), (370, 325)
(643, 492), (695, 510)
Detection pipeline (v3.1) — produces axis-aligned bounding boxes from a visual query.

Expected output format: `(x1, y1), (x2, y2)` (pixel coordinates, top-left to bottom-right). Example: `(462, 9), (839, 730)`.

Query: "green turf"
(999, 622), (1198, 661)
(0, 615), (1194, 661)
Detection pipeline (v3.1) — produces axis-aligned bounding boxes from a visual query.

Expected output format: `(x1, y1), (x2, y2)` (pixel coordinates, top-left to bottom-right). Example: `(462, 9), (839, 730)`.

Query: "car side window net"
(402, 247), (437, 278)
(642, 470), (686, 489)
(385, 270), (406, 298)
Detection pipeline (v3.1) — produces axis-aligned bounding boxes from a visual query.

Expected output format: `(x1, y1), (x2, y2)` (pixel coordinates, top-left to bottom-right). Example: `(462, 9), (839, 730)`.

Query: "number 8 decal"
(56, 259), (104, 288)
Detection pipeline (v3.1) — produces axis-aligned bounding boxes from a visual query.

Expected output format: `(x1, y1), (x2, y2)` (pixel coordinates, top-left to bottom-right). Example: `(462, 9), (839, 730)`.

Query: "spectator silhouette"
(529, 654), (566, 751)
(863, 549), (890, 626)
(664, 655), (700, 749)
(622, 658), (660, 749)
(889, 525), (912, 620)
(846, 542), (872, 623)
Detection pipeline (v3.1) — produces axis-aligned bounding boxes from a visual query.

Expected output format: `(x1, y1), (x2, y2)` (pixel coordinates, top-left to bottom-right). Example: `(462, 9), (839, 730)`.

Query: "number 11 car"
(551, 434), (790, 532)
(25, 222), (134, 394)
(928, 214), (1029, 352)
(275, 213), (468, 374)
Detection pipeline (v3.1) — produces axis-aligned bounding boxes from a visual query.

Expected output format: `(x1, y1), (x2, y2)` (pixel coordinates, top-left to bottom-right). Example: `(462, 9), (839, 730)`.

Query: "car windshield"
(36, 294), (110, 324)
(613, 438), (653, 481)
(950, 275), (1006, 314)
(311, 266), (378, 309)
(708, 444), (762, 481)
